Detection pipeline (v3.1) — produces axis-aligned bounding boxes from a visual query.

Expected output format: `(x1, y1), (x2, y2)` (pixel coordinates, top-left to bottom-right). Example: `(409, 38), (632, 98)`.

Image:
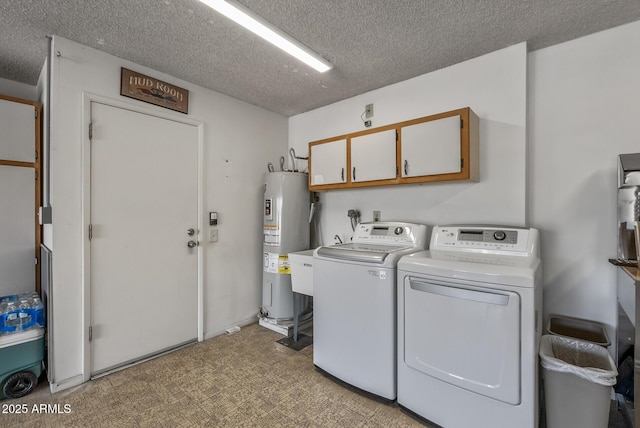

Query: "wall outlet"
(365, 103), (374, 118)
(373, 211), (381, 222)
(209, 228), (218, 242)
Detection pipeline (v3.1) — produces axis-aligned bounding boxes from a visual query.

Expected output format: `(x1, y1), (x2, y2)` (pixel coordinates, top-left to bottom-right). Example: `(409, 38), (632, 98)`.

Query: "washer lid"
(398, 250), (541, 288)
(316, 243), (411, 263)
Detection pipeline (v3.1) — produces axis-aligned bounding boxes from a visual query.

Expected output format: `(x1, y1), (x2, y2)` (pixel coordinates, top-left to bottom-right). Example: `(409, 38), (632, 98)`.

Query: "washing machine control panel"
(431, 226), (539, 256)
(354, 222), (428, 247)
(458, 229), (518, 244)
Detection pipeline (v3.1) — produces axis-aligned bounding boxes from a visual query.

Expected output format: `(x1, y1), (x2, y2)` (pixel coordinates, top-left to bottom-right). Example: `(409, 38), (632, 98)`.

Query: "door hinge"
(89, 224), (93, 240)
(35, 170), (38, 180)
(89, 326), (93, 342)
(461, 158), (464, 168)
(35, 257), (38, 266)
(89, 123), (93, 140)
(35, 109), (38, 119)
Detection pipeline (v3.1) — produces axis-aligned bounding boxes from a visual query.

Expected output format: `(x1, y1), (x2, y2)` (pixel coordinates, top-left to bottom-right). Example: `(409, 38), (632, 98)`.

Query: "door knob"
(187, 240), (197, 248)
(187, 228), (195, 236)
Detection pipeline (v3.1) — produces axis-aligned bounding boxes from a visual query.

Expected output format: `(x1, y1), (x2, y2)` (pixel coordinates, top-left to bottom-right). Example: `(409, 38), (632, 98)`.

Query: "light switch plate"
(209, 228), (218, 242)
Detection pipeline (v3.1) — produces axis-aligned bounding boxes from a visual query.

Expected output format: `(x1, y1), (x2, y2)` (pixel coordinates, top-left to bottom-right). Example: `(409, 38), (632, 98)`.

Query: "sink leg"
(293, 292), (300, 341)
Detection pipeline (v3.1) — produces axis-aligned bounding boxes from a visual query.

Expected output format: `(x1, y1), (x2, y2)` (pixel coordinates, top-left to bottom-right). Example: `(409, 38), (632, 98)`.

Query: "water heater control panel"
(264, 198), (273, 221)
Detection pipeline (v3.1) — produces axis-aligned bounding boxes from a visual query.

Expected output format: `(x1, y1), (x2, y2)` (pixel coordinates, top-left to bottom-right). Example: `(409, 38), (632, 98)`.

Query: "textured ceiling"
(1, 0), (640, 116)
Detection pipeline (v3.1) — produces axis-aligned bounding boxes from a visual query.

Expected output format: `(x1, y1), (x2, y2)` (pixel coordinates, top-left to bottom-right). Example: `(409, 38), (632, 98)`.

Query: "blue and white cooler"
(0, 292), (45, 400)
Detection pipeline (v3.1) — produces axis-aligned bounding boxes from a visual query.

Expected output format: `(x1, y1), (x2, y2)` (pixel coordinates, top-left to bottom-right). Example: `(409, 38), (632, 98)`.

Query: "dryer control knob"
(493, 231), (506, 241)
(394, 227), (404, 235)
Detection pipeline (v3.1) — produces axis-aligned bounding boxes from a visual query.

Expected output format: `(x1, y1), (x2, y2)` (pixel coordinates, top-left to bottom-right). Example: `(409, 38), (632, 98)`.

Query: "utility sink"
(289, 249), (314, 296)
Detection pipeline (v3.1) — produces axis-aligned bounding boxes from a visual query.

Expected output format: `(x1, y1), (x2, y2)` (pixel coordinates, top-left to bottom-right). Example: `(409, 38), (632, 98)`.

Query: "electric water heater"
(262, 172), (309, 320)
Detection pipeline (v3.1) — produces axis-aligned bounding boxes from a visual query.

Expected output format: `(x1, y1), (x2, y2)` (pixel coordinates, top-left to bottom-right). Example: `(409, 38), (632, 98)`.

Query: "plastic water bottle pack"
(0, 292), (44, 335)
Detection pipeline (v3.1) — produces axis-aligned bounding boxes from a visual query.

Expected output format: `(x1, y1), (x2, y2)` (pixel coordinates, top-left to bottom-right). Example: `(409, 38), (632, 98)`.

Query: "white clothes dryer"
(397, 225), (542, 428)
(313, 222), (428, 402)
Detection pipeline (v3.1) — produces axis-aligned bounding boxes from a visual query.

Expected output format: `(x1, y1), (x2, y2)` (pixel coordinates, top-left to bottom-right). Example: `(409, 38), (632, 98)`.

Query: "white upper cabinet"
(309, 138), (347, 186)
(401, 115), (461, 178)
(351, 129), (396, 183)
(308, 107), (478, 190)
(0, 98), (36, 162)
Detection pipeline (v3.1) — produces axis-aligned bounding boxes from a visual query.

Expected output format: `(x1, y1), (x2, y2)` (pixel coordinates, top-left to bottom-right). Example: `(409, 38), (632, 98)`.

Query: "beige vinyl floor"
(2, 322), (429, 427)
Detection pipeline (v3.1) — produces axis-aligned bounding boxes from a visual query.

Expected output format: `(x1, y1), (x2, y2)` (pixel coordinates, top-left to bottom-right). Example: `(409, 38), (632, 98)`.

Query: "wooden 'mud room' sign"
(120, 68), (189, 114)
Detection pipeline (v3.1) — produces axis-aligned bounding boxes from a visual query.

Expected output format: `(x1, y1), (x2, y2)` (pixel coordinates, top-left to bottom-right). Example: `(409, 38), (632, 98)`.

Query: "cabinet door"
(0, 95), (40, 296)
(401, 115), (461, 178)
(0, 98), (35, 162)
(351, 129), (396, 183)
(310, 139), (347, 186)
(0, 165), (35, 295)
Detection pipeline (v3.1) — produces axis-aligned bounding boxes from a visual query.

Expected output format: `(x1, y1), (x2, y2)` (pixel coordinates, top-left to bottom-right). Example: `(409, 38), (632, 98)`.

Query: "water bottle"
(31, 296), (44, 328)
(0, 294), (17, 303)
(1, 301), (18, 333)
(0, 301), (7, 334)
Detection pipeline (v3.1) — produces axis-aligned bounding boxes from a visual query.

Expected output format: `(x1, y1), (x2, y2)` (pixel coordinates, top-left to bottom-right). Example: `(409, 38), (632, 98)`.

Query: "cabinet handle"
(353, 167), (356, 181)
(404, 160), (409, 176)
(341, 168), (344, 181)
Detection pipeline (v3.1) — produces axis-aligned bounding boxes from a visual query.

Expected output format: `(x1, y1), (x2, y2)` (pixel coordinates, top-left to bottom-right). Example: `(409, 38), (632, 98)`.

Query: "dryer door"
(403, 276), (521, 405)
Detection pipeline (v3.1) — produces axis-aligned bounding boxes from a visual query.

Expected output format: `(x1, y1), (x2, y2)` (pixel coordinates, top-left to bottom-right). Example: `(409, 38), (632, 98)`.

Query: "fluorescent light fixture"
(198, 0), (333, 73)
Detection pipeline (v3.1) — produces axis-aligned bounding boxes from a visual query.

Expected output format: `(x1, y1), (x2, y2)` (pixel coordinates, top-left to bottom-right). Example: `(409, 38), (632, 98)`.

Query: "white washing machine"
(313, 222), (428, 402)
(397, 225), (542, 428)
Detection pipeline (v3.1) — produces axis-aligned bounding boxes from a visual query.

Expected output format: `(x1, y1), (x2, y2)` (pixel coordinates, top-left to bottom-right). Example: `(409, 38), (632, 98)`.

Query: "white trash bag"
(539, 334), (617, 386)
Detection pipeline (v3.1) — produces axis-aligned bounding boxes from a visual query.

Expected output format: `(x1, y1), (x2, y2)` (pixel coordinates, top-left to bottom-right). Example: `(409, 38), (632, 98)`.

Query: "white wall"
(0, 77), (36, 101)
(48, 37), (287, 390)
(529, 21), (640, 338)
(289, 43), (528, 245)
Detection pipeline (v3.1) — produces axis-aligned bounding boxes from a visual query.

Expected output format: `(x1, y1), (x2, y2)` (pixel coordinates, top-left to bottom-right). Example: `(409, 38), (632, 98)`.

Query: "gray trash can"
(539, 335), (618, 428)
(547, 315), (610, 347)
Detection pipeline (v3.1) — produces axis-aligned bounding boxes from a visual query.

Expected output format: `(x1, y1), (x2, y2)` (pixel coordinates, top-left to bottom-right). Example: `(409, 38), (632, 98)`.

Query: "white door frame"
(80, 92), (204, 382)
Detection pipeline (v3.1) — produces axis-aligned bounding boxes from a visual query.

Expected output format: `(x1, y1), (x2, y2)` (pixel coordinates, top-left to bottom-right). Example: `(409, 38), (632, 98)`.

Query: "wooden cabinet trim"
(0, 159), (36, 168)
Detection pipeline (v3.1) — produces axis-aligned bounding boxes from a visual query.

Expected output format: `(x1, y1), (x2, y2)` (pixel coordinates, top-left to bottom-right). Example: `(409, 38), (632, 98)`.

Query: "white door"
(350, 130), (396, 183)
(0, 166), (35, 295)
(0, 98), (36, 296)
(0, 98), (35, 162)
(309, 139), (347, 185)
(89, 102), (199, 376)
(401, 115), (461, 177)
(403, 275), (521, 405)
